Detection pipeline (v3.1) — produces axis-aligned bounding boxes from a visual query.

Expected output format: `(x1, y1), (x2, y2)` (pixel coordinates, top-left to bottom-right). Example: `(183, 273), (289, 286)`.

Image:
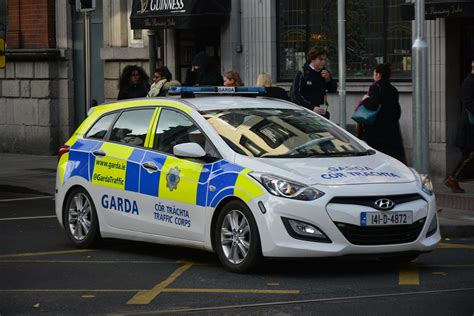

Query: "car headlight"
(410, 168), (433, 195)
(249, 172), (324, 201)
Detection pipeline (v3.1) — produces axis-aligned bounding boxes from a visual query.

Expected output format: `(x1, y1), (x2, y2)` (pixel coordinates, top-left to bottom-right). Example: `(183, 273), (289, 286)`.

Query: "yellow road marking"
(127, 262), (193, 305)
(163, 288), (299, 294)
(0, 260), (173, 264)
(0, 249), (96, 258)
(0, 288), (299, 295)
(0, 289), (145, 292)
(432, 272), (447, 276)
(438, 242), (474, 250)
(399, 263), (419, 285)
(82, 295), (95, 298)
(267, 283), (280, 286)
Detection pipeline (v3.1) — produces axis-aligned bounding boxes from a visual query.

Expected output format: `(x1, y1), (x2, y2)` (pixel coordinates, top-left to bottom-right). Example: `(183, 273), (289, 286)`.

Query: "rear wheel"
(64, 187), (101, 248)
(215, 200), (262, 273)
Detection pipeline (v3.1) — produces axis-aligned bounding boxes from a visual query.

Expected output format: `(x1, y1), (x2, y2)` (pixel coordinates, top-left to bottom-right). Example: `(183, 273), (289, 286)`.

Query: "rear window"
(86, 113), (116, 140)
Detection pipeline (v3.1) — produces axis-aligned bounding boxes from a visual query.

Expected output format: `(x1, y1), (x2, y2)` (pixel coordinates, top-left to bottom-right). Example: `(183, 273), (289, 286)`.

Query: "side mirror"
(173, 142), (206, 158)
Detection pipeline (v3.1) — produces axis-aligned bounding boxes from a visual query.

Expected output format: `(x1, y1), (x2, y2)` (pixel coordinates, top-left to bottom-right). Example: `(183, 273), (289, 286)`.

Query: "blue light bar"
(169, 86), (266, 95)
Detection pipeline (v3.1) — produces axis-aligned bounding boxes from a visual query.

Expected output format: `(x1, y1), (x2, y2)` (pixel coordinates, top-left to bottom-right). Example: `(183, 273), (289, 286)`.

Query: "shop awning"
(401, 0), (474, 20)
(130, 0), (231, 29)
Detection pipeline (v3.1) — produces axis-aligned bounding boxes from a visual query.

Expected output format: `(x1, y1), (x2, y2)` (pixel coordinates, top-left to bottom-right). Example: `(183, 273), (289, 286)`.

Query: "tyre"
(215, 200), (262, 273)
(64, 187), (101, 248)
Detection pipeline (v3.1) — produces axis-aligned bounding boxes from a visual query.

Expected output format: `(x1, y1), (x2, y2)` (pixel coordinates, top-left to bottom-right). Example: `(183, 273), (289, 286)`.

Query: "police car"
(55, 86), (440, 273)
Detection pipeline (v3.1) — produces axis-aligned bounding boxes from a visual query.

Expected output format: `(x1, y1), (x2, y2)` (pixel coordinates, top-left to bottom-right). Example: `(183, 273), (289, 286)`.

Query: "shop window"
(277, 0), (412, 81)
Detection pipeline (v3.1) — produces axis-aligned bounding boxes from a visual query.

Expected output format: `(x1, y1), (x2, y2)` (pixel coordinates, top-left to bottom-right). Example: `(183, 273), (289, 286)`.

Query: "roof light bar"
(169, 86), (266, 96)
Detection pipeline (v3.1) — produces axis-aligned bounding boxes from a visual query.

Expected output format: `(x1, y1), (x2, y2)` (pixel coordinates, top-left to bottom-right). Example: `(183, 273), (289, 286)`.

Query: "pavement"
(0, 153), (473, 238)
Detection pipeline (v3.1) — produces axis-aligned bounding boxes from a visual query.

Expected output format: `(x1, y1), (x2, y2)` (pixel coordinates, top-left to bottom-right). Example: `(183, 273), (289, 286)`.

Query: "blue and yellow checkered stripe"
(61, 141), (264, 207)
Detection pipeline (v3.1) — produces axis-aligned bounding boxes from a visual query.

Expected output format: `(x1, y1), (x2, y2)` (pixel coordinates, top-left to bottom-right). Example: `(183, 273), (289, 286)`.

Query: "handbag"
(351, 103), (381, 125)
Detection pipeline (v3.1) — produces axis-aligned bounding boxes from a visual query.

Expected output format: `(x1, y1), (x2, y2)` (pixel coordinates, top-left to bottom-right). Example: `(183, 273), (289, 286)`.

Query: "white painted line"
(0, 215), (56, 221)
(0, 196), (53, 203)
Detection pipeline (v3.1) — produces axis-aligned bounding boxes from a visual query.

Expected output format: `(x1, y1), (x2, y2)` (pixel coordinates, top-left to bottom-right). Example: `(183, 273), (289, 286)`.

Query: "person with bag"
(445, 58), (474, 193)
(117, 65), (150, 100)
(290, 46), (337, 119)
(147, 66), (181, 97)
(354, 63), (406, 164)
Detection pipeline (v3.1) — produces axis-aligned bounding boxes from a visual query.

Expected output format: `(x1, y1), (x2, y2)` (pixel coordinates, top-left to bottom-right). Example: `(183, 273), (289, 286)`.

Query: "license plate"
(361, 211), (413, 226)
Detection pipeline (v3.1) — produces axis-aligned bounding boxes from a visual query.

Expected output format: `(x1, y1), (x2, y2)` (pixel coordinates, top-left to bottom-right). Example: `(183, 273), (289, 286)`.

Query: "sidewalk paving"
(0, 153), (473, 238)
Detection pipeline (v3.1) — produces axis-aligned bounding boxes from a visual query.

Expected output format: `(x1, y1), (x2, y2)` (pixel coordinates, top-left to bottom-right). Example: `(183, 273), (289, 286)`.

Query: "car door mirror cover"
(173, 142), (206, 158)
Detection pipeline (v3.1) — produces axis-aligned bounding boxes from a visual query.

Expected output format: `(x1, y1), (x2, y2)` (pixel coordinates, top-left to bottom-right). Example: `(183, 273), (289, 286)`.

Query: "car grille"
(329, 194), (423, 210)
(334, 218), (426, 245)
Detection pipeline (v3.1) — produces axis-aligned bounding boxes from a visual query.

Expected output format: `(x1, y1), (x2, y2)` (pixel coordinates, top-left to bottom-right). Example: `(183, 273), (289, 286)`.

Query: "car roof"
(91, 96), (300, 115)
(182, 96), (300, 112)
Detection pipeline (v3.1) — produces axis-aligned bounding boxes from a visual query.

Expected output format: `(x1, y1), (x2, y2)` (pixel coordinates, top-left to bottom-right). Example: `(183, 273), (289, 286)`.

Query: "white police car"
(55, 86), (440, 273)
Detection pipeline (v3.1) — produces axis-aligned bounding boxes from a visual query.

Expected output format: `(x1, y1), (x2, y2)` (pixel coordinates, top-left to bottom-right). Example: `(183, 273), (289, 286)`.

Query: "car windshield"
(201, 108), (368, 158)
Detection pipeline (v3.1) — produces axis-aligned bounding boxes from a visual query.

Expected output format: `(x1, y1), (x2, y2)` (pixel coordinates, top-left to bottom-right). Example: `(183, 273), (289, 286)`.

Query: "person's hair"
(155, 66), (172, 81)
(224, 70), (244, 86)
(118, 65), (149, 90)
(375, 63), (392, 80)
(306, 46), (327, 63)
(256, 73), (273, 87)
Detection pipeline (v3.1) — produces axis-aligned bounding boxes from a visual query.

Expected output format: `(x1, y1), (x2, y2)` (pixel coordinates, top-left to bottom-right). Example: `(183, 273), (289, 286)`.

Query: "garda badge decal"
(166, 167), (180, 192)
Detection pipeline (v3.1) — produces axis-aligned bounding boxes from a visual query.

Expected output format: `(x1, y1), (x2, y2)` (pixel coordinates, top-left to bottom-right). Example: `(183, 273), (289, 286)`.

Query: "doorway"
(175, 28), (221, 83)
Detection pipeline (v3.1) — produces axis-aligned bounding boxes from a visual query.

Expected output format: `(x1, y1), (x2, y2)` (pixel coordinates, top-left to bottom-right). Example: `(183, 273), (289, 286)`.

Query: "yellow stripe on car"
(159, 156), (203, 204)
(234, 169), (264, 202)
(91, 143), (134, 190)
(58, 152), (69, 185)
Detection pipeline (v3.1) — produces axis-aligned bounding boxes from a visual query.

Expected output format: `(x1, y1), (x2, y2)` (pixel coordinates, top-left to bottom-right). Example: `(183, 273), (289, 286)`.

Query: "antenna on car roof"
(169, 86), (266, 98)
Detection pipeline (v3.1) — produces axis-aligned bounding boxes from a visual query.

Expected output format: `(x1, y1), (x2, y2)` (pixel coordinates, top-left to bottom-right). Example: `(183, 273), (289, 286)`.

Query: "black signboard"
(401, 1), (474, 20)
(130, 0), (231, 29)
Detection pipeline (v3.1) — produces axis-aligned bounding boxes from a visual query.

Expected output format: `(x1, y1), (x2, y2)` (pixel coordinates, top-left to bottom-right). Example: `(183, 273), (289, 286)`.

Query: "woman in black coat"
(117, 65), (150, 100)
(359, 63), (406, 164)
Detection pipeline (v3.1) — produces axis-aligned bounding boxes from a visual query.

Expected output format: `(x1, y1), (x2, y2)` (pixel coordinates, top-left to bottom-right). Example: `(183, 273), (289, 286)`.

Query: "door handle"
(92, 150), (106, 157)
(142, 161), (158, 172)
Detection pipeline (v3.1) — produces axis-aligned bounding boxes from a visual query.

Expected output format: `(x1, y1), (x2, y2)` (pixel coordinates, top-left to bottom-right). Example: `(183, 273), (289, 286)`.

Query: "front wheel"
(64, 187), (101, 248)
(215, 200), (262, 273)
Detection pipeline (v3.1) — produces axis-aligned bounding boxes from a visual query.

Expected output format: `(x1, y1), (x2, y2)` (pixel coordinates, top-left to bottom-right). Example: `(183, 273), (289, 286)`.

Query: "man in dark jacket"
(184, 51), (223, 86)
(446, 59), (474, 193)
(290, 46), (337, 119)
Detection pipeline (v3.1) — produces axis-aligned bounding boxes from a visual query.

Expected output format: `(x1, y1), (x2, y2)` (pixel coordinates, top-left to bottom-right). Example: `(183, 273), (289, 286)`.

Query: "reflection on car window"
(154, 109), (216, 156)
(201, 108), (366, 158)
(109, 109), (154, 147)
(86, 113), (116, 140)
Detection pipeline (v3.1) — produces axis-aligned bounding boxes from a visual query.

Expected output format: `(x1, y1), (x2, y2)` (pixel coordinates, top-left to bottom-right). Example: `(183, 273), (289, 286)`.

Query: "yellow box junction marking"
(91, 142), (133, 190)
(162, 288), (300, 294)
(127, 262), (193, 304)
(399, 263), (420, 285)
(0, 38), (5, 69)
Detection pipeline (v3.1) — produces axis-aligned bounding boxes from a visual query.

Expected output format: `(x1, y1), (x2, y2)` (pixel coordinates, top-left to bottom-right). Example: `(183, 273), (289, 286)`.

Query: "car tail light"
(58, 145), (70, 161)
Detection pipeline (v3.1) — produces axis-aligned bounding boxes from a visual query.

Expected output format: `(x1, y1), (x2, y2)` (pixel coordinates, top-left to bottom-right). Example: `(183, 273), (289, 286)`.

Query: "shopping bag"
(351, 103), (381, 125)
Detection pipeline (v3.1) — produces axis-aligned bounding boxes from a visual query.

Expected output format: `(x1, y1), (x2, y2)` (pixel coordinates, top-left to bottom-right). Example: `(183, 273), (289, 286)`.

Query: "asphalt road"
(0, 192), (473, 315)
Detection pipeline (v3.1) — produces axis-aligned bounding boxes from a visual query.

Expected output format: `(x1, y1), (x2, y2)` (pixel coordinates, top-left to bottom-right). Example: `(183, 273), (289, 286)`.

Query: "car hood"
(235, 152), (416, 186)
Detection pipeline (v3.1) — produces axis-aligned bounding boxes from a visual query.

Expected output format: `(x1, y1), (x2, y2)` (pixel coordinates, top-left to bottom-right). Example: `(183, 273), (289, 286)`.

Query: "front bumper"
(252, 182), (441, 258)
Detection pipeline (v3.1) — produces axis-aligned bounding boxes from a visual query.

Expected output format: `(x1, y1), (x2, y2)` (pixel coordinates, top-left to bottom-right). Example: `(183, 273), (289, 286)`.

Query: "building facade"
(1, 0), (473, 181)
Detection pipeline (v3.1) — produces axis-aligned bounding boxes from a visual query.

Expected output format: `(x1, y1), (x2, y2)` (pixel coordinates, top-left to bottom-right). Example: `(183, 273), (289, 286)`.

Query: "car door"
(139, 108), (215, 241)
(91, 108), (156, 231)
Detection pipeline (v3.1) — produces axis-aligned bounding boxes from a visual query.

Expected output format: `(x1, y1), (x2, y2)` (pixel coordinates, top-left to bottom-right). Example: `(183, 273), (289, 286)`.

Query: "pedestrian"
(290, 46), (337, 119)
(184, 51), (223, 86)
(445, 58), (474, 193)
(223, 70), (244, 87)
(256, 73), (289, 101)
(117, 65), (150, 100)
(357, 63), (407, 164)
(147, 66), (181, 97)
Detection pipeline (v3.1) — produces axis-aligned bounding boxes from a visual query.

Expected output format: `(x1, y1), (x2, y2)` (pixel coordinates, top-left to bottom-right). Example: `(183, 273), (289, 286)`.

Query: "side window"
(86, 113), (116, 140)
(109, 109), (155, 147)
(154, 109), (216, 156)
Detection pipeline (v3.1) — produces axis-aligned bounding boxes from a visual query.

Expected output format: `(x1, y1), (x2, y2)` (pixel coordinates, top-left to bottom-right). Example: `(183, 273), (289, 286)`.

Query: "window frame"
(151, 107), (223, 161)
(276, 0), (412, 83)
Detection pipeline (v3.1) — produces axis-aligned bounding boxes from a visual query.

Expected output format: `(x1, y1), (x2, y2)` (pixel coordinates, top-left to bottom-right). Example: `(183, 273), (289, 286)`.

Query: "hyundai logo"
(374, 198), (395, 210)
